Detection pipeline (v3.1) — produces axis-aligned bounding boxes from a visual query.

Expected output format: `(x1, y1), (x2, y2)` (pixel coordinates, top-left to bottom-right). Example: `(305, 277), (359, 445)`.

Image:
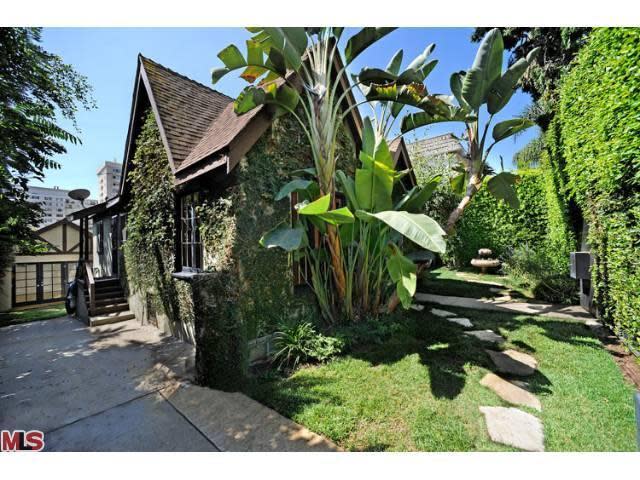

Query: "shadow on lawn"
(345, 308), (602, 400)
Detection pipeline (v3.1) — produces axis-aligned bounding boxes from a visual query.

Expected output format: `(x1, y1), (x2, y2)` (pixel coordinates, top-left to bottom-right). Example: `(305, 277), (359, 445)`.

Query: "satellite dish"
(68, 189), (90, 207)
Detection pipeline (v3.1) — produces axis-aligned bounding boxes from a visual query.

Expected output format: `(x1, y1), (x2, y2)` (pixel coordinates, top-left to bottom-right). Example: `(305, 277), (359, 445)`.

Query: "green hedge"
(553, 28), (640, 348)
(447, 170), (551, 266)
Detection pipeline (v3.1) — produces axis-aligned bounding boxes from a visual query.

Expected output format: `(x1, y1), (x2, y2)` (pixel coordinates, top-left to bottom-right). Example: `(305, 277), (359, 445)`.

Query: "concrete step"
(93, 296), (126, 307)
(94, 278), (120, 288)
(91, 303), (130, 316)
(89, 310), (136, 327)
(87, 289), (125, 300)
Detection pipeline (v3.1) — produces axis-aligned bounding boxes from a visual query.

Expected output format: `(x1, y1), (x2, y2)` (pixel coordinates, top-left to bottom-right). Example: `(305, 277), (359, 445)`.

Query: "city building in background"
(407, 133), (466, 166)
(27, 185), (99, 227)
(97, 160), (123, 202)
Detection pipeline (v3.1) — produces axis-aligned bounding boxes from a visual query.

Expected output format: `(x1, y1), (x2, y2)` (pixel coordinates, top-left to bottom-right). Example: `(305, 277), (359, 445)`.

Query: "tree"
(363, 28), (539, 234)
(212, 28), (446, 321)
(0, 28), (94, 273)
(471, 27), (590, 129)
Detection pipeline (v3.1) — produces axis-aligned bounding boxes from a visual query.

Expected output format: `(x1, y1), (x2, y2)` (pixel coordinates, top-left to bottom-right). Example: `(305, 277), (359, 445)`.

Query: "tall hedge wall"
(445, 168), (573, 270)
(552, 28), (640, 348)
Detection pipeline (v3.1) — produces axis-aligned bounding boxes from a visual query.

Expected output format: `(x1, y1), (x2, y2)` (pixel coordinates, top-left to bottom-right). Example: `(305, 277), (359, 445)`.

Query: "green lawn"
(419, 267), (534, 300)
(0, 304), (67, 328)
(250, 307), (637, 451)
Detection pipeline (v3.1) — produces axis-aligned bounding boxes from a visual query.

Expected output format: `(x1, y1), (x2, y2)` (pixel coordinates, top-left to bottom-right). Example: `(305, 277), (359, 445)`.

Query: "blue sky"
(39, 27), (538, 197)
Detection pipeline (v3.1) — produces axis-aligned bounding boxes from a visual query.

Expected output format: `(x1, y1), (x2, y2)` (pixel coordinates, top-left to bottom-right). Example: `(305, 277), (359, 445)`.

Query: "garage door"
(13, 262), (76, 307)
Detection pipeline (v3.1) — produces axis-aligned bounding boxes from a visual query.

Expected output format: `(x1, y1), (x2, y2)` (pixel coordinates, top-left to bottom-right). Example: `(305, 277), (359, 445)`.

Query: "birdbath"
(471, 248), (501, 274)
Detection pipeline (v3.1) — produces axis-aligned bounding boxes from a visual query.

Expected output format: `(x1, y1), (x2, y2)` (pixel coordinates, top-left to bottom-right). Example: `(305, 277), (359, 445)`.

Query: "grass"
(419, 267), (534, 300)
(0, 303), (67, 328)
(249, 307), (637, 451)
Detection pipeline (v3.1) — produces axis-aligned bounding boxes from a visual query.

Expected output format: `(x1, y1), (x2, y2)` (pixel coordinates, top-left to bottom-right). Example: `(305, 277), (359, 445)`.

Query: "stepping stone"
(410, 304), (425, 311)
(480, 406), (544, 452)
(447, 317), (473, 328)
(486, 349), (538, 376)
(480, 373), (542, 411)
(464, 329), (505, 344)
(430, 308), (456, 318)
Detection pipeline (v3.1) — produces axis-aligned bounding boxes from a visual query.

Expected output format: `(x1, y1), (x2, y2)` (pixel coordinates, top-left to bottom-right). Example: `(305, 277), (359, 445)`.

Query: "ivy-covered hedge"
(552, 28), (640, 347)
(446, 170), (554, 266)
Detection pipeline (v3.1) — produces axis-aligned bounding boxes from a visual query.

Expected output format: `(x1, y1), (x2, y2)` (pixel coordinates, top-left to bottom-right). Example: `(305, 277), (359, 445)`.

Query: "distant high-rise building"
(97, 161), (123, 202)
(26, 186), (98, 227)
(407, 133), (466, 165)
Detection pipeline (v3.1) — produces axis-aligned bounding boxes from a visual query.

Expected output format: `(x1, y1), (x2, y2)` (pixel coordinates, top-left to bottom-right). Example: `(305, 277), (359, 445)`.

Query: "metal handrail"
(84, 261), (96, 314)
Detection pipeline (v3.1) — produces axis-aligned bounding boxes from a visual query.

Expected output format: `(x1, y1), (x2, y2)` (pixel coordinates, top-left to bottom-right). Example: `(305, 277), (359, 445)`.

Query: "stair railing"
(84, 262), (96, 315)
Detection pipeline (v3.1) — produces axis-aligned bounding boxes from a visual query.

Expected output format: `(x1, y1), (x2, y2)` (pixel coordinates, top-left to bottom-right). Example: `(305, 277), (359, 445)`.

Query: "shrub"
(445, 170), (550, 267)
(503, 244), (578, 304)
(272, 321), (344, 370)
(551, 28), (640, 348)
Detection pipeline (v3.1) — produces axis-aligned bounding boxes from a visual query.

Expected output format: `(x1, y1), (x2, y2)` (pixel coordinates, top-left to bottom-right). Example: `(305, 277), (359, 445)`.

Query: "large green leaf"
(316, 207), (355, 225)
(218, 44), (246, 69)
(260, 28), (307, 71)
(400, 99), (474, 134)
(486, 172), (520, 209)
(487, 58), (528, 114)
(365, 82), (426, 108)
(344, 28), (396, 64)
(450, 71), (471, 110)
(450, 171), (467, 195)
(461, 28), (504, 109)
(355, 165), (394, 212)
(492, 118), (534, 142)
(361, 117), (375, 156)
(407, 43), (436, 71)
(402, 175), (442, 212)
(275, 179), (315, 201)
(387, 247), (417, 308)
(386, 49), (404, 75)
(336, 170), (360, 210)
(357, 210), (446, 253)
(260, 224), (307, 252)
(233, 83), (300, 116)
(297, 194), (330, 215)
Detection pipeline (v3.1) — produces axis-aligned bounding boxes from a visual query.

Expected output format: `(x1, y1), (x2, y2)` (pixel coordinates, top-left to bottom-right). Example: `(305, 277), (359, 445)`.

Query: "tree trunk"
(445, 174), (482, 235)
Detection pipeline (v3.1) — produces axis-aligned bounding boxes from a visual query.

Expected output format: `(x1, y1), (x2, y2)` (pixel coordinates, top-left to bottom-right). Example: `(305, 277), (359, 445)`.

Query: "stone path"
(464, 329), (505, 344)
(416, 292), (595, 323)
(480, 373), (541, 411)
(480, 407), (544, 452)
(424, 305), (547, 450)
(486, 349), (538, 376)
(448, 317), (473, 328)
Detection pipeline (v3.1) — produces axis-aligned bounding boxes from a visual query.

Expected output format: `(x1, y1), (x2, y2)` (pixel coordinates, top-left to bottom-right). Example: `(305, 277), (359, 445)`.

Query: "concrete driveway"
(0, 316), (337, 452)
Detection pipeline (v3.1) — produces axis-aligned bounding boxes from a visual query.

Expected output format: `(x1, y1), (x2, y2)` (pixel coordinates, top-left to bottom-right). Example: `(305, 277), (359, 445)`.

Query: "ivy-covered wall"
(122, 108), (357, 390)
(551, 28), (640, 348)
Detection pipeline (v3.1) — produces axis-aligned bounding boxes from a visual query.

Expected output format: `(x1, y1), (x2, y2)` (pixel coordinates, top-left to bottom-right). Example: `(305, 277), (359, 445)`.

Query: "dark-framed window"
(180, 192), (203, 271)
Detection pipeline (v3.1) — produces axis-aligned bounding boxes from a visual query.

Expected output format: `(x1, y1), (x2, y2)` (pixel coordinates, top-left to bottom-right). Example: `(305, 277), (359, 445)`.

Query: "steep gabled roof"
(139, 56), (232, 170)
(119, 53), (415, 195)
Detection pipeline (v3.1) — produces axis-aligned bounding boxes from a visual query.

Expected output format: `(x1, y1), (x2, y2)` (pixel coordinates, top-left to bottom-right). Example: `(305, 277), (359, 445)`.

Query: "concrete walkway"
(0, 316), (337, 452)
(415, 292), (596, 323)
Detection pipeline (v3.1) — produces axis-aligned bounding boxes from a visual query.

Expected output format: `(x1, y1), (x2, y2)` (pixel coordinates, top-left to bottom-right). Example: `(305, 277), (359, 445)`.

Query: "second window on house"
(180, 192), (203, 271)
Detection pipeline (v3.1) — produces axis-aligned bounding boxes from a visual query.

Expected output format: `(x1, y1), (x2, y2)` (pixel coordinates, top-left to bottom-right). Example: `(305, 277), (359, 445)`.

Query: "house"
(71, 54), (415, 390)
(0, 219), (89, 311)
(407, 133), (466, 168)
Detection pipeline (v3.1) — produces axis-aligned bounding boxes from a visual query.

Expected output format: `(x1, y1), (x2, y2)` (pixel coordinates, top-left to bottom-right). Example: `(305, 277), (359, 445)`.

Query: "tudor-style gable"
(119, 53), (414, 198)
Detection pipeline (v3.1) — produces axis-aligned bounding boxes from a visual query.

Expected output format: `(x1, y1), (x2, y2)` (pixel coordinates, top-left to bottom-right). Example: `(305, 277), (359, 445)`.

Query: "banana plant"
(359, 28), (540, 234)
(212, 27), (396, 304)
(261, 117), (446, 319)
